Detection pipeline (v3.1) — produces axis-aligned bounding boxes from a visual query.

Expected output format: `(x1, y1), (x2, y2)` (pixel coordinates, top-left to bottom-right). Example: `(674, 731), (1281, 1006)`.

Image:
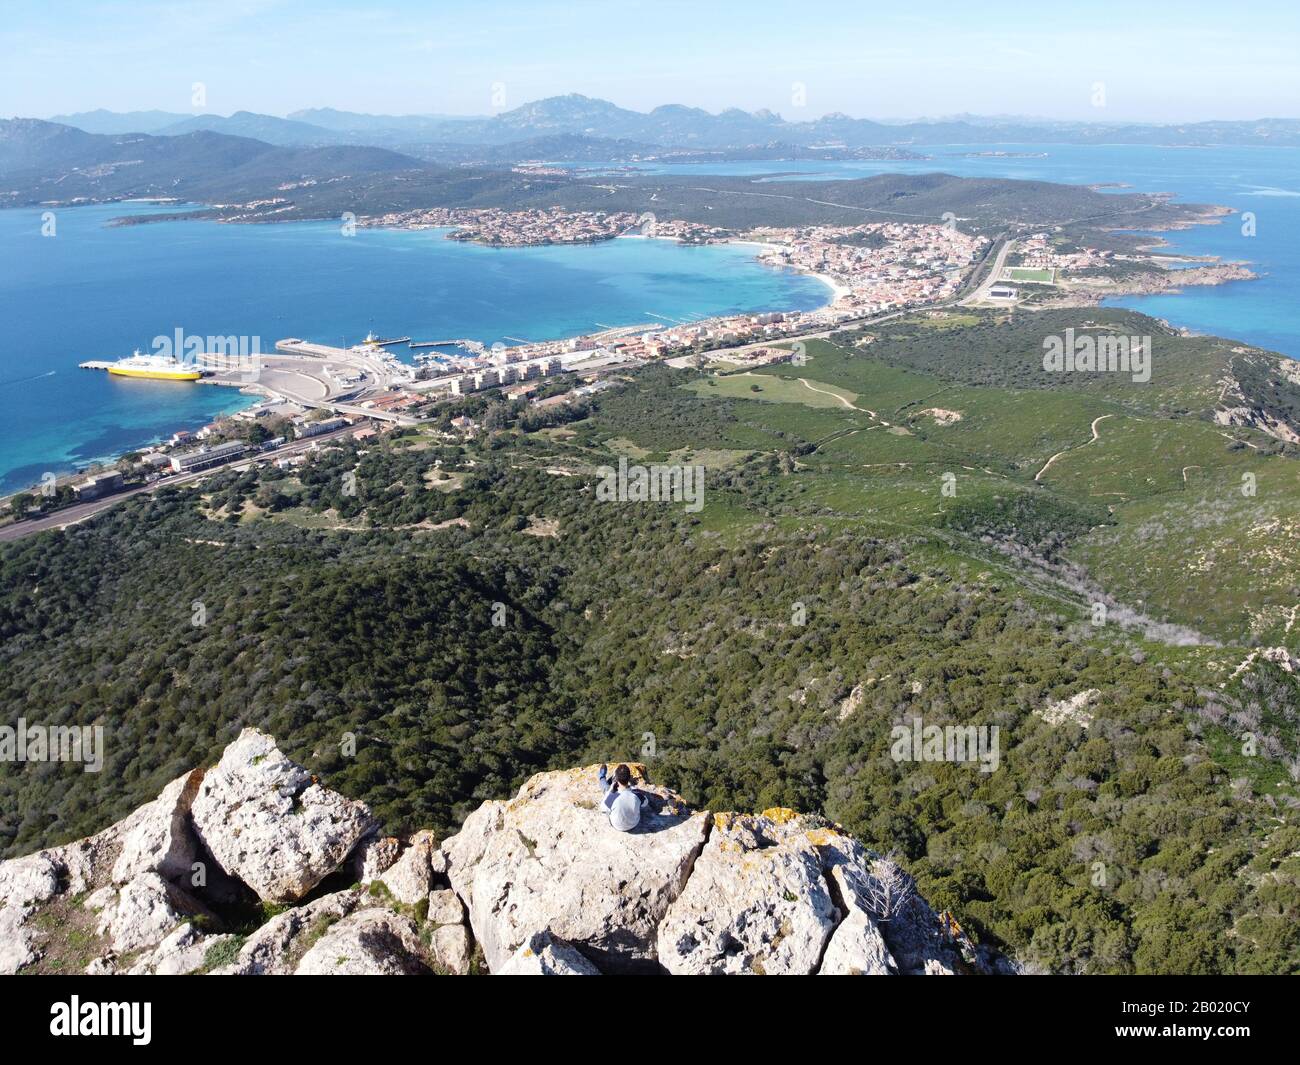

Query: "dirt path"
(1034, 414), (1114, 483)
(798, 378), (884, 421)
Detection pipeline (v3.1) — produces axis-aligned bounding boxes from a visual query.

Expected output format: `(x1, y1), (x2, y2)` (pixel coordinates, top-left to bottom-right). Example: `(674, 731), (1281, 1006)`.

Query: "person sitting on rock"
(599, 763), (648, 832)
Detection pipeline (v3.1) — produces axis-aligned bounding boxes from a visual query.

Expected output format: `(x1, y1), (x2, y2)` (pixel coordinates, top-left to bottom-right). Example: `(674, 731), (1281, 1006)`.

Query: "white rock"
(657, 810), (837, 975)
(190, 728), (377, 904)
(111, 769), (204, 884)
(214, 888), (362, 975)
(807, 825), (960, 975)
(443, 764), (709, 973)
(431, 923), (472, 974)
(352, 835), (401, 883)
(0, 852), (62, 909)
(83, 885), (117, 913)
(819, 864), (898, 975)
(498, 931), (601, 975)
(0, 903), (40, 974)
(97, 872), (210, 954)
(294, 908), (431, 975)
(426, 888), (464, 926)
(126, 922), (233, 975)
(376, 831), (437, 906)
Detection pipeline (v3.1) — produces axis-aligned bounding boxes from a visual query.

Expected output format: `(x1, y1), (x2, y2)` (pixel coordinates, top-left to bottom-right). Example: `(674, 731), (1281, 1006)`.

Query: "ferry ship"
(106, 350), (203, 381)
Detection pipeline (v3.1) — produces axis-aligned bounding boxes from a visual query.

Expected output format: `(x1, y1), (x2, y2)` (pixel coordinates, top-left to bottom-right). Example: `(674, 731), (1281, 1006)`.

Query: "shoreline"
(0, 186), (1272, 496)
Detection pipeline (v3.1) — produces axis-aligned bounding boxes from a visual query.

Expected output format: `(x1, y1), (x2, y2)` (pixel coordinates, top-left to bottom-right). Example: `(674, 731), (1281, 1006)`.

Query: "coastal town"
(14, 201), (1238, 532)
(4, 208), (999, 525)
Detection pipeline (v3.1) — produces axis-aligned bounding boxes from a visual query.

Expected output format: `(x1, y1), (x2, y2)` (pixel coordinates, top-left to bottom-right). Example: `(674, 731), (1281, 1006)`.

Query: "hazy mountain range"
(47, 95), (1300, 152)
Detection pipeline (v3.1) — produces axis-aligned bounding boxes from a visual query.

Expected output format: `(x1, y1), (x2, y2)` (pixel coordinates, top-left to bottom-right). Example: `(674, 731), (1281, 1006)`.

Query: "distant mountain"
(53, 98), (1300, 153)
(156, 111), (347, 146)
(276, 95), (1300, 148)
(48, 108), (191, 134)
(289, 107), (484, 133)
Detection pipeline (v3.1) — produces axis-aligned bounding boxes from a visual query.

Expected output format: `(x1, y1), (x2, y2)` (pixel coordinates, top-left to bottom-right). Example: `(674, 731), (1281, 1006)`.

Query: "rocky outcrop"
(0, 730), (996, 976)
(295, 909), (432, 975)
(213, 888), (365, 975)
(191, 729), (377, 904)
(498, 931), (601, 975)
(657, 810), (839, 975)
(442, 764), (709, 973)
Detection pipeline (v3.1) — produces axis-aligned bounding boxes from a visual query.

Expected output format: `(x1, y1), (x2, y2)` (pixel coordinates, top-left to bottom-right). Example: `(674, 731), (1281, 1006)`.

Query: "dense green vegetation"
(3, 308), (1298, 975)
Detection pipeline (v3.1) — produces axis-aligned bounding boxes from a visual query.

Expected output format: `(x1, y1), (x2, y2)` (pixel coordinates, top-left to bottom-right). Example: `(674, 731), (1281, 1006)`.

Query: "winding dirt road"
(1034, 413), (1114, 482)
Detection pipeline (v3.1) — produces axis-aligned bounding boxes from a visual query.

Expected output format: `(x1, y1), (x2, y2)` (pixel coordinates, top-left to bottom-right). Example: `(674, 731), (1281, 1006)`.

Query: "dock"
(409, 338), (486, 353)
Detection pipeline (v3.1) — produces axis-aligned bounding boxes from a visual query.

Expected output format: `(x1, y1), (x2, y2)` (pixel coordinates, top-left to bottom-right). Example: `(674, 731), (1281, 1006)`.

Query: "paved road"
(961, 237), (1016, 306)
(0, 425), (358, 544)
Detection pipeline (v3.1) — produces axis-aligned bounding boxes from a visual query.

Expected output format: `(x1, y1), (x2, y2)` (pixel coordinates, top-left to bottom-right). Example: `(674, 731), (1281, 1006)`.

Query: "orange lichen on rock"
(761, 807), (799, 825)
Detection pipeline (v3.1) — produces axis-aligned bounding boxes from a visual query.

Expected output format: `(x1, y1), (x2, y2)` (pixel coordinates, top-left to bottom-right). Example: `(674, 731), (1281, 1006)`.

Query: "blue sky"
(3, 0), (1298, 122)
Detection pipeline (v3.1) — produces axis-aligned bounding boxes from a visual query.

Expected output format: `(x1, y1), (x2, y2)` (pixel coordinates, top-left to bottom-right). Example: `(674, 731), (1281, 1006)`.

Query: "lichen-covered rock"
(0, 731), (984, 978)
(111, 769), (204, 884)
(351, 835), (402, 883)
(431, 923), (472, 974)
(442, 764), (709, 973)
(656, 809), (838, 975)
(191, 728), (377, 904)
(818, 864), (898, 975)
(498, 931), (601, 976)
(213, 888), (363, 975)
(376, 830), (437, 906)
(809, 828), (960, 976)
(0, 852), (62, 909)
(294, 908), (431, 975)
(126, 922), (233, 975)
(0, 903), (40, 974)
(96, 872), (213, 954)
(427, 888), (464, 926)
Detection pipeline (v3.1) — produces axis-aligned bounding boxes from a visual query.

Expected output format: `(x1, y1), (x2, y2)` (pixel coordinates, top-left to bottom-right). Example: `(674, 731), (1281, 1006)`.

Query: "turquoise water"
(4, 145), (1295, 494)
(569, 145), (1300, 359)
(0, 205), (830, 494)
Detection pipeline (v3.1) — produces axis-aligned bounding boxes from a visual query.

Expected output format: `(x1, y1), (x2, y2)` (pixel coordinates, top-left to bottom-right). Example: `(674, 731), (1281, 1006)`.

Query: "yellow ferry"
(107, 350), (203, 381)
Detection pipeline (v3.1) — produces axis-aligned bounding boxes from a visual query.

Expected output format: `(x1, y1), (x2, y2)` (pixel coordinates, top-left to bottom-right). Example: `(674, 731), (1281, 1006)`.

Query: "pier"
(409, 338), (486, 354)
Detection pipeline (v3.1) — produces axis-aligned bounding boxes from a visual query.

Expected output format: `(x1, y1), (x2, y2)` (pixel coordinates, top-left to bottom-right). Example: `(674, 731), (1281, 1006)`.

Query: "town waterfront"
(0, 204), (830, 494)
(567, 144), (1300, 359)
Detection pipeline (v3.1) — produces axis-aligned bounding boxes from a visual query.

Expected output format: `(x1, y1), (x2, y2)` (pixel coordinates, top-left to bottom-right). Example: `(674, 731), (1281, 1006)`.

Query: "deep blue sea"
(2, 143), (1296, 494)
(571, 144), (1300, 358)
(0, 206), (829, 493)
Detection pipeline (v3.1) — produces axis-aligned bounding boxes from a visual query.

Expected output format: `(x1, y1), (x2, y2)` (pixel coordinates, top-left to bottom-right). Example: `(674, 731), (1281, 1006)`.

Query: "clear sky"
(3, 0), (1298, 122)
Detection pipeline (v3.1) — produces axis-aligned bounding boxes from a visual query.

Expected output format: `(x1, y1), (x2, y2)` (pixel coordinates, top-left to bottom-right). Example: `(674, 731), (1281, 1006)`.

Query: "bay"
(0, 204), (830, 494)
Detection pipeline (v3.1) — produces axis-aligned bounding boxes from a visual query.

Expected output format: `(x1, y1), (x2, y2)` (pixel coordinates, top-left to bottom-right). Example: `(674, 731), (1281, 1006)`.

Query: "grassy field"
(1003, 266), (1056, 284)
(686, 372), (863, 409)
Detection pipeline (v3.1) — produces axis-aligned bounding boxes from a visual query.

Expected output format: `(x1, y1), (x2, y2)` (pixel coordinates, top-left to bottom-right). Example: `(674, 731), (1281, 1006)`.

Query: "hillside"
(0, 729), (987, 975)
(66, 96), (1300, 149)
(0, 120), (426, 205)
(2, 308), (1298, 974)
(0, 118), (1218, 241)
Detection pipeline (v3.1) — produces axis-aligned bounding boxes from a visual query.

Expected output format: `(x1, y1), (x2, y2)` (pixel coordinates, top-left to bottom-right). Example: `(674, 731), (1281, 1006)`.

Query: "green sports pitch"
(1001, 266), (1056, 284)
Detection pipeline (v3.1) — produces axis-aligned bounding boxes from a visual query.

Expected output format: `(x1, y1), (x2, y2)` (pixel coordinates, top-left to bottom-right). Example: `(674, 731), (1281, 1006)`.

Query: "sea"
(569, 144), (1300, 356)
(1, 142), (1297, 494)
(0, 207), (829, 494)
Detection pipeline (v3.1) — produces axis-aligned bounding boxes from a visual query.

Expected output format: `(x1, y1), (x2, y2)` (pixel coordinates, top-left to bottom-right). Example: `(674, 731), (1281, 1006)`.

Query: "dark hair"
(613, 764), (633, 787)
